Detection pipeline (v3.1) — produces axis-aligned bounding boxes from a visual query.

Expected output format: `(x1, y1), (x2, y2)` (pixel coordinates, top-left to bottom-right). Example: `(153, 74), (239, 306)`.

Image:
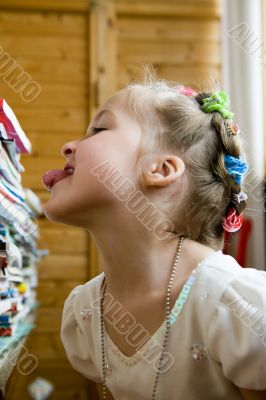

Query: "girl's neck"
(91, 226), (215, 303)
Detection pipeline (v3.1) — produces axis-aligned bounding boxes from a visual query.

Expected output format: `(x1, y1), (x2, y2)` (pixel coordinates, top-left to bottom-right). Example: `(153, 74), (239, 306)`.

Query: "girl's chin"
(42, 197), (71, 223)
(42, 198), (88, 228)
(42, 205), (65, 224)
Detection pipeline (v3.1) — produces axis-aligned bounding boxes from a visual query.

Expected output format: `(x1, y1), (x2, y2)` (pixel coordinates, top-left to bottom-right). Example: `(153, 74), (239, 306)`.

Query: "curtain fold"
(222, 0), (265, 269)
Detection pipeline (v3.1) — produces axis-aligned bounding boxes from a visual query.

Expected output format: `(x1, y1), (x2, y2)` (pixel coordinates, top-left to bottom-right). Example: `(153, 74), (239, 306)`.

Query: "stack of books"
(0, 98), (47, 351)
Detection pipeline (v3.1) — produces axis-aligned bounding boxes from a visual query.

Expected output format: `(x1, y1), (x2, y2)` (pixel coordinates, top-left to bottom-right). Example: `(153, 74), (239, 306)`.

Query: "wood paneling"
(0, 84), (88, 107)
(117, 18), (221, 41)
(0, 4), (93, 399)
(116, 3), (221, 92)
(115, 0), (221, 18)
(38, 226), (87, 254)
(119, 40), (220, 64)
(0, 0), (91, 12)
(37, 280), (82, 306)
(0, 12), (87, 35)
(117, 64), (221, 91)
(1, 36), (86, 59)
(6, 351), (99, 400)
(23, 132), (83, 158)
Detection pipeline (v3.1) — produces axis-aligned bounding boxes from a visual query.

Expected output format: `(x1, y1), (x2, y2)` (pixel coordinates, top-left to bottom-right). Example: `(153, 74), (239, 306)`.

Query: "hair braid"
(195, 92), (247, 217)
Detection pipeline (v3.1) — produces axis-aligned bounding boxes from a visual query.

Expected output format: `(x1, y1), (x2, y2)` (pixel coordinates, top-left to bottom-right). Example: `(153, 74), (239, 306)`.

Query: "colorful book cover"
(0, 98), (31, 154)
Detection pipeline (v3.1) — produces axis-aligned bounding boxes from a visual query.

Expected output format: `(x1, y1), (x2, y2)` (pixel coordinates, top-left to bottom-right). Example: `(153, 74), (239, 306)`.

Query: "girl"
(42, 75), (266, 400)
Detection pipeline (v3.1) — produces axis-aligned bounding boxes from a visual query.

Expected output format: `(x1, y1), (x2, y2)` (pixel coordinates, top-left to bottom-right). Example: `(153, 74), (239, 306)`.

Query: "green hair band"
(201, 91), (234, 120)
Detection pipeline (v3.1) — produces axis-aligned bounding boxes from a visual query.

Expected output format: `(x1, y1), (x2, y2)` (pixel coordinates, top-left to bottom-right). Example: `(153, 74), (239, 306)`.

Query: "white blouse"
(61, 251), (266, 399)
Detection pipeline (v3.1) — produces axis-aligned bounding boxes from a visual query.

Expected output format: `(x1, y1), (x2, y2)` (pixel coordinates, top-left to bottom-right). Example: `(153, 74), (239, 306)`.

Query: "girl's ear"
(141, 154), (185, 187)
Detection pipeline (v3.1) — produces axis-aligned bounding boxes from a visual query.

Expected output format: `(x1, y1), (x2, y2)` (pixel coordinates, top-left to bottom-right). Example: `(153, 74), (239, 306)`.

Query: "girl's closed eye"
(91, 127), (106, 135)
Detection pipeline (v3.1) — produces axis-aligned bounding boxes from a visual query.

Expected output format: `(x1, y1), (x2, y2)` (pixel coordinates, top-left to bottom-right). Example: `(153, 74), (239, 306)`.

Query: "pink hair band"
(180, 87), (198, 97)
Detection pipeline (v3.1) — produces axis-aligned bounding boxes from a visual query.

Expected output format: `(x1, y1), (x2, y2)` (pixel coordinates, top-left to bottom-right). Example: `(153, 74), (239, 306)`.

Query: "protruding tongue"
(43, 169), (70, 190)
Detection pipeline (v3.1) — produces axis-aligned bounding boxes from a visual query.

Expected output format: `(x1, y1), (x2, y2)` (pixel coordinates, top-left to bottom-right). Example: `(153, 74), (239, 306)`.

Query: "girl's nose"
(61, 140), (77, 158)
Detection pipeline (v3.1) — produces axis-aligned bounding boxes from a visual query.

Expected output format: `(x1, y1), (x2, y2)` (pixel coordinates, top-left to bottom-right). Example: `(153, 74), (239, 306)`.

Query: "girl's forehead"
(103, 86), (151, 109)
(94, 87), (153, 129)
(97, 89), (135, 119)
(102, 89), (129, 108)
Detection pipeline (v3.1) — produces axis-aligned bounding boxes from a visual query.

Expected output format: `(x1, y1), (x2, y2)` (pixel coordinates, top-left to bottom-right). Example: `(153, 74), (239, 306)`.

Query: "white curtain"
(222, 0), (265, 269)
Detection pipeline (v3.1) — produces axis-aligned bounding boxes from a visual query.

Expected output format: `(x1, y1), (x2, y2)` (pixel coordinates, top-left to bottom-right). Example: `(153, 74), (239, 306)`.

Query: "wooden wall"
(0, 1), (222, 399)
(0, 2), (97, 399)
(116, 2), (221, 91)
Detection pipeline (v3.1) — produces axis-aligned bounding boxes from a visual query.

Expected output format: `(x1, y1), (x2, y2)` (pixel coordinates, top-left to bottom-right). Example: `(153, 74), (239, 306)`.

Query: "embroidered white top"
(60, 251), (266, 400)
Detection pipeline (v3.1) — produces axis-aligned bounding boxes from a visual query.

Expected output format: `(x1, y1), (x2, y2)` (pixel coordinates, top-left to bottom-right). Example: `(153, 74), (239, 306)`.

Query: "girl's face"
(42, 89), (142, 227)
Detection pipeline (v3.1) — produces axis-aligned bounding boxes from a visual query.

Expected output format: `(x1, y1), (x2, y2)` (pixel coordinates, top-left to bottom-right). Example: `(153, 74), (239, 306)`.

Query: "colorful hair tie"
(226, 123), (240, 135)
(224, 155), (249, 185)
(180, 87), (197, 97)
(201, 91), (234, 120)
(232, 191), (248, 204)
(222, 208), (243, 233)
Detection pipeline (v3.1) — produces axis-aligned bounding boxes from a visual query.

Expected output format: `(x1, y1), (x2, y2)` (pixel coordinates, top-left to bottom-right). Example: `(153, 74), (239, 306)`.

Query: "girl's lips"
(42, 169), (72, 190)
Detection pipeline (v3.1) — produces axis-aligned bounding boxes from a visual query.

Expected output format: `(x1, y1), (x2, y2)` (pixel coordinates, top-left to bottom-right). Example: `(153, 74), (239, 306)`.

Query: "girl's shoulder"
(60, 272), (105, 383)
(192, 250), (266, 324)
(192, 251), (266, 390)
(72, 271), (105, 305)
(190, 251), (266, 390)
(195, 250), (266, 296)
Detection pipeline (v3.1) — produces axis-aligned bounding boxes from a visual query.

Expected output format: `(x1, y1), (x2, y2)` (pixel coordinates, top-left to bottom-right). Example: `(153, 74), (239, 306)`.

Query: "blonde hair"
(126, 73), (247, 250)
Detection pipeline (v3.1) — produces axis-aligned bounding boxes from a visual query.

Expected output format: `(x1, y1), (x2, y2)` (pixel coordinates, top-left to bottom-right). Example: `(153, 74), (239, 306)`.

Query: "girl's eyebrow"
(86, 109), (115, 135)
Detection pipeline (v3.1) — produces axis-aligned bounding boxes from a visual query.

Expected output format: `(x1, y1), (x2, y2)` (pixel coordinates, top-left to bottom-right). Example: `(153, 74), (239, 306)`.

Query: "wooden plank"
(32, 188), (58, 204)
(0, 11), (86, 35)
(38, 227), (88, 254)
(117, 63), (221, 90)
(115, 0), (222, 18)
(118, 40), (220, 65)
(88, 0), (117, 116)
(97, 0), (117, 105)
(37, 280), (85, 307)
(34, 308), (67, 333)
(0, 83), (88, 108)
(117, 18), (220, 41)
(16, 358), (88, 386)
(36, 214), (74, 229)
(8, 58), (87, 84)
(26, 333), (65, 360)
(37, 281), (57, 307)
(0, 36), (86, 59)
(25, 132), (83, 158)
(21, 164), (64, 191)
(156, 64), (221, 89)
(49, 389), (90, 400)
(38, 254), (88, 280)
(20, 156), (67, 190)
(0, 0), (91, 12)
(90, 239), (102, 278)
(5, 360), (93, 400)
(14, 108), (87, 131)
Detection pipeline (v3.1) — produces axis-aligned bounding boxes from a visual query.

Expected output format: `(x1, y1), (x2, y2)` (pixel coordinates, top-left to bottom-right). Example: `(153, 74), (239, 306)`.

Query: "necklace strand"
(100, 236), (184, 400)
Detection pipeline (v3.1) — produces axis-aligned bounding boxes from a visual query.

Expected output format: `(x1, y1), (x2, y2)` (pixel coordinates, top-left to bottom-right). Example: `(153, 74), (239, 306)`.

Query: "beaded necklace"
(99, 236), (185, 399)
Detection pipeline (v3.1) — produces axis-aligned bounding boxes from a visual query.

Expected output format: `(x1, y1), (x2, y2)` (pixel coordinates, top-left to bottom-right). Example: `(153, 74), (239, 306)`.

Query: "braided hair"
(195, 92), (247, 217)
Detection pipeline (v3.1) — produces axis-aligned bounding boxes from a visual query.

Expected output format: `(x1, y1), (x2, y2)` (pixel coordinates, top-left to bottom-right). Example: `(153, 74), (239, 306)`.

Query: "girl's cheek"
(76, 134), (138, 183)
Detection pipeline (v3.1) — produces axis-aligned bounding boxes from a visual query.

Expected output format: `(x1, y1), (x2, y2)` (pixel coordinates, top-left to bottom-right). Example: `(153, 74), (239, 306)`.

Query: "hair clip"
(180, 87), (197, 97)
(222, 208), (243, 233)
(232, 191), (248, 204)
(224, 155), (249, 185)
(201, 91), (234, 120)
(226, 123), (240, 135)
